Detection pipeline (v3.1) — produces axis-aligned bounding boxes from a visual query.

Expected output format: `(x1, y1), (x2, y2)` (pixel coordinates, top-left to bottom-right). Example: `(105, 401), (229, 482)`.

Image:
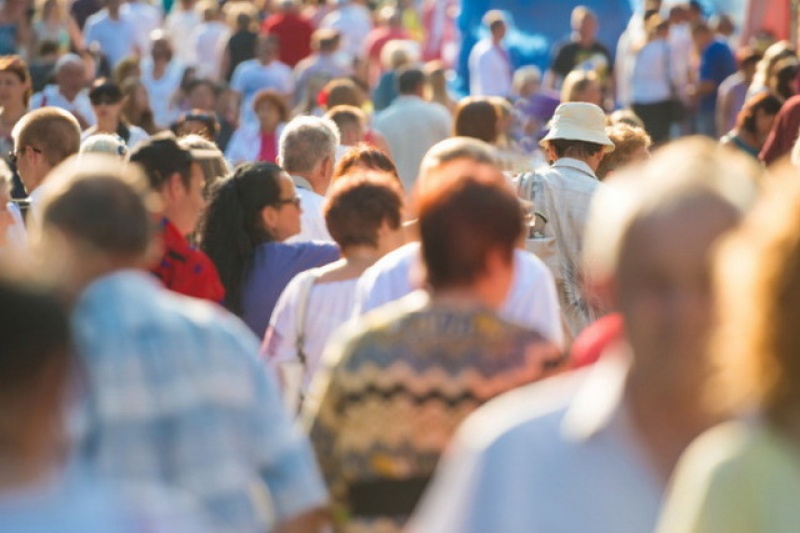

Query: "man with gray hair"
(33, 154), (330, 533)
(278, 114), (340, 242)
(29, 54), (94, 129)
(409, 138), (759, 533)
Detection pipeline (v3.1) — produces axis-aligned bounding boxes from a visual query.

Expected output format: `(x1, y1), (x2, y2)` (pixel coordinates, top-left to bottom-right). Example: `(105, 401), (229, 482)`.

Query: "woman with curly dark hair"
(199, 162), (339, 337)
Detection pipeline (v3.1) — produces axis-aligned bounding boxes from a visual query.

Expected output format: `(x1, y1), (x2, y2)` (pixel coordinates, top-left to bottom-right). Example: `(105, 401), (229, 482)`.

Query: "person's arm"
(716, 82), (733, 138)
(67, 16), (84, 51)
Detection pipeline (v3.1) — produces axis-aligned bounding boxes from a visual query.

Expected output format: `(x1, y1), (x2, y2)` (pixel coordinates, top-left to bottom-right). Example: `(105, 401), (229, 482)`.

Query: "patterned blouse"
(303, 293), (562, 532)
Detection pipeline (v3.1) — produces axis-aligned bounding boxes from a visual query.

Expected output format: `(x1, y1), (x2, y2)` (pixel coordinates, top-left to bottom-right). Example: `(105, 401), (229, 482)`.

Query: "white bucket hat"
(540, 102), (615, 153)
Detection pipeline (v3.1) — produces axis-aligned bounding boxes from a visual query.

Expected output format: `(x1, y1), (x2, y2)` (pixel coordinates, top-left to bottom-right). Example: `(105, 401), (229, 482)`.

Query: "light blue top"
(71, 270), (328, 533)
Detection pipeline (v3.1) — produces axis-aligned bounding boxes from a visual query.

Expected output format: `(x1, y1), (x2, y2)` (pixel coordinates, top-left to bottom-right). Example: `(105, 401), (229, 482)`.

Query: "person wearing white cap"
(29, 54), (95, 129)
(515, 101), (614, 341)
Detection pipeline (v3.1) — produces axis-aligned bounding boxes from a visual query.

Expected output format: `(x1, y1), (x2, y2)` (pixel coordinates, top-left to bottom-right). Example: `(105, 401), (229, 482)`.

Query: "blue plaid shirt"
(71, 270), (327, 533)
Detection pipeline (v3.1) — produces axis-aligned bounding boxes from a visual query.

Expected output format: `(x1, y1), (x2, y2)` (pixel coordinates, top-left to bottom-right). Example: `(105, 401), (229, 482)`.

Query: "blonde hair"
(712, 163), (800, 425)
(560, 69), (599, 103)
(595, 123), (651, 180)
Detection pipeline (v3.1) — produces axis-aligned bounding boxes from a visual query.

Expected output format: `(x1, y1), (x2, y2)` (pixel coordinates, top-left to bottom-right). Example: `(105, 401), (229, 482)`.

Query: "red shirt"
(258, 131), (278, 163)
(570, 313), (625, 369)
(261, 12), (313, 67)
(152, 218), (225, 303)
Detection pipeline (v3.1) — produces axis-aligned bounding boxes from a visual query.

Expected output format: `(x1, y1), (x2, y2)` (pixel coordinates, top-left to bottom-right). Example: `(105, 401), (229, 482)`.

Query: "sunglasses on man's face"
(90, 95), (121, 106)
(8, 146), (42, 165)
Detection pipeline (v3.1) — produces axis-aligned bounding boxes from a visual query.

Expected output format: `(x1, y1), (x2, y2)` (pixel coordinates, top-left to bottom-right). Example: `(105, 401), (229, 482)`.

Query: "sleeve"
(655, 428), (754, 533)
(229, 321), (328, 521)
(263, 273), (303, 366)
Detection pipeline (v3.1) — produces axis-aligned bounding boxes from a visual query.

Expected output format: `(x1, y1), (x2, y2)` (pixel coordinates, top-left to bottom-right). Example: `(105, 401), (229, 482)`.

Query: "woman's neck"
(96, 118), (117, 133)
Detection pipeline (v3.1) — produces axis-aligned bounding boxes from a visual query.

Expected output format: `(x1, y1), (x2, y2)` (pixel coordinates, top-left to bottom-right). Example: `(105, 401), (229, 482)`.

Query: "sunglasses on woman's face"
(90, 95), (121, 106)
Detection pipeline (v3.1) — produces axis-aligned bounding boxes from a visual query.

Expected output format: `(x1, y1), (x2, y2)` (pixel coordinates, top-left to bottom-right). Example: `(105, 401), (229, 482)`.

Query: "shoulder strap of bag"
(294, 261), (341, 368)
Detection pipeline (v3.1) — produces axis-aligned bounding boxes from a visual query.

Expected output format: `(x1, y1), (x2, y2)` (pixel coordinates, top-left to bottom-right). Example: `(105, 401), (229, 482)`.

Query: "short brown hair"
(324, 172), (403, 249)
(453, 97), (499, 144)
(252, 89), (289, 122)
(0, 55), (31, 106)
(418, 170), (521, 290)
(323, 78), (362, 108)
(325, 105), (365, 134)
(14, 107), (80, 167)
(333, 143), (399, 183)
(595, 124), (651, 180)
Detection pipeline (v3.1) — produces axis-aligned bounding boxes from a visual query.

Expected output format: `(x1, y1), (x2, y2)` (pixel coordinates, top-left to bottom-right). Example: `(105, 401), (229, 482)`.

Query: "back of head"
(0, 274), (71, 447)
(417, 169), (521, 292)
(333, 143), (399, 184)
(323, 78), (362, 108)
(128, 132), (194, 191)
(418, 137), (498, 186)
(453, 97), (499, 144)
(177, 133), (229, 187)
(32, 155), (159, 280)
(199, 162), (284, 315)
(324, 172), (403, 249)
(397, 67), (425, 96)
(595, 123), (651, 180)
(324, 105), (365, 137)
(13, 107), (81, 167)
(278, 115), (340, 175)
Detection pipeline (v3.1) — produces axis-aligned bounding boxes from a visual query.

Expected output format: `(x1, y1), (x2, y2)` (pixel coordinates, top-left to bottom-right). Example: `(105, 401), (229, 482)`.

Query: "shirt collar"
(552, 157), (598, 179)
(561, 347), (631, 442)
(291, 175), (314, 192)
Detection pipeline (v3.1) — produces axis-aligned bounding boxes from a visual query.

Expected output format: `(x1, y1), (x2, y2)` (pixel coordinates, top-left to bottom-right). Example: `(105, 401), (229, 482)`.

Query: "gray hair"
(583, 137), (761, 282)
(278, 116), (340, 175)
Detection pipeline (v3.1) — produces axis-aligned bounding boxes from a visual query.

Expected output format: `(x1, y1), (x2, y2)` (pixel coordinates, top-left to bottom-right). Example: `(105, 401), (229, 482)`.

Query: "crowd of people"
(2, 0), (800, 532)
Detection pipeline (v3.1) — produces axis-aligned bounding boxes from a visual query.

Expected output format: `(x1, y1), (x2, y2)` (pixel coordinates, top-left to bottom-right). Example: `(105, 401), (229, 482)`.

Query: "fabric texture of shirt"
(164, 8), (201, 65)
(698, 39), (737, 113)
(0, 467), (209, 533)
(372, 95), (451, 191)
(656, 419), (800, 533)
(630, 39), (674, 104)
(264, 273), (359, 406)
(353, 242), (564, 348)
(518, 158), (600, 339)
(408, 353), (663, 533)
(151, 218), (225, 303)
(303, 292), (560, 531)
(760, 94), (800, 164)
(319, 4), (373, 62)
(30, 85), (96, 126)
(230, 59), (294, 126)
(140, 58), (184, 129)
(121, 1), (162, 55)
(468, 38), (513, 97)
(83, 11), (138, 67)
(71, 270), (328, 533)
(189, 21), (230, 80)
(240, 240), (340, 338)
(551, 40), (614, 84)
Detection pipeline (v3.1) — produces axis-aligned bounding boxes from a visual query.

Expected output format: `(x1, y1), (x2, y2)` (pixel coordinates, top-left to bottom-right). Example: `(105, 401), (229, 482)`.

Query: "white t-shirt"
(264, 272), (358, 411)
(285, 185), (333, 243)
(468, 38), (513, 97)
(189, 21), (230, 80)
(84, 11), (138, 67)
(164, 8), (201, 65)
(140, 58), (184, 129)
(121, 2), (162, 56)
(29, 85), (96, 126)
(354, 242), (564, 348)
(230, 59), (295, 126)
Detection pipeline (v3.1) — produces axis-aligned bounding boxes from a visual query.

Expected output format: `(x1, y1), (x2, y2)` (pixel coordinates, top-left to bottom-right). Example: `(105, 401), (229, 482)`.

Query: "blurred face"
(91, 97), (122, 125)
(577, 14), (598, 42)
(617, 198), (738, 392)
(166, 162), (206, 235)
(755, 108), (777, 138)
(56, 63), (85, 94)
(133, 84), (150, 109)
(188, 84), (215, 111)
(264, 173), (302, 241)
(255, 100), (281, 132)
(0, 71), (27, 107)
(151, 39), (172, 62)
(577, 80), (603, 106)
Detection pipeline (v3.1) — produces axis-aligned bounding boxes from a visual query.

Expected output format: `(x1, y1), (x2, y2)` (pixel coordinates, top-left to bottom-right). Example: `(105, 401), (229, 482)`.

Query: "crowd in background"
(2, 0), (800, 532)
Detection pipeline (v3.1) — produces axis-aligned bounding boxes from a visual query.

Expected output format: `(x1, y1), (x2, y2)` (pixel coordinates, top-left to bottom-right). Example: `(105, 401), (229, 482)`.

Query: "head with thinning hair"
(277, 115), (340, 176)
(453, 97), (500, 144)
(583, 137), (760, 397)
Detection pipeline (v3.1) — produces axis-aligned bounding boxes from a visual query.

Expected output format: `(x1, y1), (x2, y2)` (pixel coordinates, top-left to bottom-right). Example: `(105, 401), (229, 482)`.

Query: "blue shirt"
(241, 241), (340, 339)
(71, 270), (328, 533)
(699, 39), (737, 113)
